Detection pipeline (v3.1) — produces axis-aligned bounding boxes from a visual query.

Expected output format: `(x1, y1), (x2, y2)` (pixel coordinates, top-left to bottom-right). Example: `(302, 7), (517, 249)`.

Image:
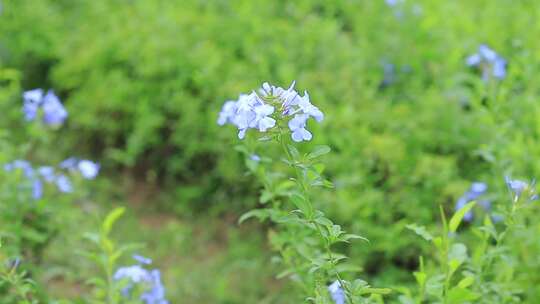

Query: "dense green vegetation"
(2, 0), (540, 303)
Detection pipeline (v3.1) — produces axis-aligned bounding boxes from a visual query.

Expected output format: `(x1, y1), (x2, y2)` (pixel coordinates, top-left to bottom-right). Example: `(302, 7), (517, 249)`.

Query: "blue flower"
(217, 101), (238, 126)
(296, 91), (324, 122)
(37, 166), (56, 183)
(22, 89), (44, 121)
(140, 270), (168, 304)
(288, 114), (312, 142)
(114, 265), (149, 284)
(78, 160), (100, 179)
(4, 160), (45, 199)
(133, 254), (153, 265)
(249, 154), (261, 162)
(505, 176), (536, 202)
(328, 280), (345, 304)
(59, 157), (100, 179)
(42, 90), (68, 125)
(114, 256), (168, 304)
(454, 182), (488, 222)
(59, 157), (79, 170)
(21, 89), (68, 125)
(218, 81), (323, 142)
(4, 160), (34, 178)
(492, 57), (507, 80)
(381, 62), (396, 87)
(466, 44), (507, 81)
(32, 179), (43, 200)
(385, 0), (404, 6)
(219, 92), (275, 139)
(55, 175), (73, 193)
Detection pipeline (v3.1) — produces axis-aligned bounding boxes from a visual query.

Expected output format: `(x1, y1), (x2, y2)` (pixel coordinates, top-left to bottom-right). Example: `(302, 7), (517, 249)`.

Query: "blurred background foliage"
(2, 0), (540, 302)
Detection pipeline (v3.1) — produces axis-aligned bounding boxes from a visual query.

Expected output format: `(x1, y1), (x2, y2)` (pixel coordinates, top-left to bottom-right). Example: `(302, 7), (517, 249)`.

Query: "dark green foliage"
(2, 0), (540, 302)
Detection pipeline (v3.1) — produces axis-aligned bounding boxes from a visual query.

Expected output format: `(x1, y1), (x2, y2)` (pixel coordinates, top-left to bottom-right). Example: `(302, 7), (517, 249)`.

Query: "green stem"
(278, 132), (353, 304)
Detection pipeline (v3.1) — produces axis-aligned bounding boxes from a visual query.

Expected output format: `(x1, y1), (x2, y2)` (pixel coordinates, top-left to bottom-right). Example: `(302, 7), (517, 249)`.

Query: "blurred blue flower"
(60, 157), (78, 170)
(59, 157), (100, 179)
(114, 265), (149, 284)
(32, 179), (43, 200)
(78, 160), (100, 179)
(114, 257), (169, 304)
(133, 254), (153, 265)
(454, 182), (488, 222)
(381, 62), (396, 87)
(328, 280), (345, 304)
(385, 0), (405, 6)
(4, 160), (34, 178)
(249, 154), (261, 162)
(22, 89), (68, 125)
(42, 90), (68, 125)
(466, 44), (507, 81)
(55, 175), (73, 193)
(37, 166), (56, 183)
(140, 270), (167, 304)
(22, 89), (44, 121)
(505, 176), (536, 202)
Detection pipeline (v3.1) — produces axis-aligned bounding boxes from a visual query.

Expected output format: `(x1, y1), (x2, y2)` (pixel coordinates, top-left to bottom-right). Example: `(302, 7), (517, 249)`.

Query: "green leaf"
(413, 271), (427, 287)
(102, 207), (126, 236)
(238, 209), (271, 224)
(307, 145), (331, 159)
(340, 233), (369, 243)
(287, 145), (300, 159)
(260, 190), (274, 204)
(449, 201), (476, 233)
(457, 276), (475, 288)
(448, 243), (468, 264)
(289, 193), (311, 217)
(406, 224), (433, 241)
(314, 216), (333, 227)
(365, 288), (392, 295)
(447, 287), (480, 303)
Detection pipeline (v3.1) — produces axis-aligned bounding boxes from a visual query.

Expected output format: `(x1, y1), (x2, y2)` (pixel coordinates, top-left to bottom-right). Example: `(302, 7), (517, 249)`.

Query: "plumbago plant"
(401, 177), (537, 304)
(82, 207), (169, 304)
(1, 88), (100, 265)
(0, 239), (37, 304)
(218, 81), (390, 303)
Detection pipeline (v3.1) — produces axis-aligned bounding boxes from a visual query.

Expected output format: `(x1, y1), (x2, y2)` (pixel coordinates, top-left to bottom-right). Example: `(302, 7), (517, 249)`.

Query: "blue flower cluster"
(328, 280), (345, 304)
(60, 158), (100, 180)
(454, 182), (490, 222)
(23, 89), (68, 126)
(466, 45), (507, 81)
(4, 158), (100, 199)
(218, 81), (324, 142)
(114, 255), (168, 304)
(6, 90), (100, 199)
